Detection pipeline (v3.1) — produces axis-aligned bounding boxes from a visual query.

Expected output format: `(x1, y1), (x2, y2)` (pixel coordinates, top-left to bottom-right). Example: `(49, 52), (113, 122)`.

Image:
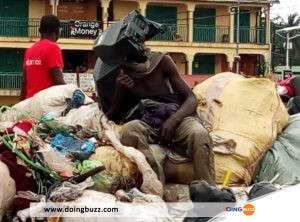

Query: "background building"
(0, 0), (271, 104)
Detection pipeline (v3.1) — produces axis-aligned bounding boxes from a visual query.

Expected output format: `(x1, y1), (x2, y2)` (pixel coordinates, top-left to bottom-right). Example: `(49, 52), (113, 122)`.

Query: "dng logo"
(243, 204), (255, 216)
(225, 207), (243, 212)
(225, 203), (255, 216)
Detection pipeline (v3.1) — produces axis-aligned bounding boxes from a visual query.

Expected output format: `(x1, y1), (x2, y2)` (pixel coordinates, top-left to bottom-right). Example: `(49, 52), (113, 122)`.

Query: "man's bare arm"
(164, 55), (197, 123)
(160, 55), (198, 142)
(50, 67), (66, 85)
(106, 83), (125, 120)
(106, 70), (133, 120)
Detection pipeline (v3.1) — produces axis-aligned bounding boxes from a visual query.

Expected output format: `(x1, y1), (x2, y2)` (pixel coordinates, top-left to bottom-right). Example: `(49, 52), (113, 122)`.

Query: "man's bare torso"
(125, 57), (175, 98)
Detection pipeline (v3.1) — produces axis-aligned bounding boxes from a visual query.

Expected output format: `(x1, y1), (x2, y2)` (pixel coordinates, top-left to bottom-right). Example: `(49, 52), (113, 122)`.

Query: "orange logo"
(243, 203), (255, 216)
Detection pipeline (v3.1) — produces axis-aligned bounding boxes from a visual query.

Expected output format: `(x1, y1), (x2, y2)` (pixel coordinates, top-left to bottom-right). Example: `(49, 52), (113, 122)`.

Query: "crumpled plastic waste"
(16, 191), (45, 202)
(74, 159), (121, 193)
(13, 136), (31, 155)
(115, 189), (132, 202)
(91, 170), (122, 194)
(113, 188), (172, 221)
(50, 133), (95, 159)
(38, 119), (70, 137)
(41, 112), (56, 122)
(49, 177), (94, 202)
(16, 179), (93, 222)
(75, 159), (103, 175)
(248, 182), (278, 200)
(38, 144), (74, 177)
(115, 188), (170, 205)
(287, 96), (300, 115)
(62, 89), (86, 116)
(7, 120), (33, 136)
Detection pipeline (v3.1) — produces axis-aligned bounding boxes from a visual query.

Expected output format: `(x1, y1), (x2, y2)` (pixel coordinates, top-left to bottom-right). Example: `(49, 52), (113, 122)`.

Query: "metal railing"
(0, 72), (23, 89)
(151, 24), (188, 42)
(193, 26), (230, 43)
(236, 27), (266, 44)
(0, 18), (28, 37)
(0, 18), (102, 39)
(0, 18), (267, 44)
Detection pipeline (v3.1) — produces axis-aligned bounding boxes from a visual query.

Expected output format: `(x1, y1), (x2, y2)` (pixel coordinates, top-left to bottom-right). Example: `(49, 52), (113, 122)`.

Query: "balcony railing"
(193, 26), (230, 43)
(0, 72), (23, 89)
(236, 27), (266, 44)
(0, 18), (102, 39)
(0, 18), (28, 37)
(150, 24), (188, 42)
(0, 18), (266, 44)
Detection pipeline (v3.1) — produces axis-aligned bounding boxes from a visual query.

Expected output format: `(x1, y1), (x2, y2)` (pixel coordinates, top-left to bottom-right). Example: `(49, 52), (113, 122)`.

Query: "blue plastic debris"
(41, 112), (56, 122)
(72, 89), (85, 108)
(62, 89), (86, 116)
(51, 133), (95, 158)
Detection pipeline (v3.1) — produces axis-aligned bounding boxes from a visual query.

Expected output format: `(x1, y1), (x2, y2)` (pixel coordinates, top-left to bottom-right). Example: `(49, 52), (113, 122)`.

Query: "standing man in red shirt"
(21, 15), (65, 100)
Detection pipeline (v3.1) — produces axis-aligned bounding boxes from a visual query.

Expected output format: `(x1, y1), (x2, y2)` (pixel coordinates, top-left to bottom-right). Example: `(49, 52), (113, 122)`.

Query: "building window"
(193, 54), (215, 74)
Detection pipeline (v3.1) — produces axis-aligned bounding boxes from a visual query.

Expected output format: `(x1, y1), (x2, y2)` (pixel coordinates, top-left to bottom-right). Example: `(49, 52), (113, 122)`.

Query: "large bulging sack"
(1, 85), (94, 122)
(255, 114), (300, 185)
(56, 103), (101, 131)
(90, 146), (140, 183)
(192, 72), (289, 186)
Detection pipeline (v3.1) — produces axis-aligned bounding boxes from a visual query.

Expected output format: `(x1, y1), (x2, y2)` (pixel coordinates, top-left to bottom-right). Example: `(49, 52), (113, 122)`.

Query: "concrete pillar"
(187, 54), (194, 75)
(101, 0), (111, 30)
(139, 0), (148, 16)
(187, 3), (196, 43)
(227, 53), (235, 72)
(263, 53), (271, 75)
(49, 0), (55, 15)
(230, 7), (235, 43)
(49, 0), (59, 15)
(265, 7), (271, 44)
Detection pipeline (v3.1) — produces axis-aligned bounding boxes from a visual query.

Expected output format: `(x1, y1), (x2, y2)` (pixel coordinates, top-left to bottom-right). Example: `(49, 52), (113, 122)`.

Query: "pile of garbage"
(0, 73), (300, 221)
(0, 84), (163, 221)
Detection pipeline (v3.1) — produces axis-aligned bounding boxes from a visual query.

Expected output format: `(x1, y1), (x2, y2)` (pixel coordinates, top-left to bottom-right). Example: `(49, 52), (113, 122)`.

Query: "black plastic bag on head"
(93, 10), (164, 113)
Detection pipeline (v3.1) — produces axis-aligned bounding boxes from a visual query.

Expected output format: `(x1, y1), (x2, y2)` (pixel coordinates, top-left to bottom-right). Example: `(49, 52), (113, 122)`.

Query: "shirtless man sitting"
(104, 49), (215, 185)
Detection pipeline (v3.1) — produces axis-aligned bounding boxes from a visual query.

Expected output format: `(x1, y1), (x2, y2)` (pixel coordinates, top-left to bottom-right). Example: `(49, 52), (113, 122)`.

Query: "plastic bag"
(50, 133), (95, 159)
(38, 144), (74, 177)
(91, 171), (122, 194)
(255, 114), (300, 185)
(56, 103), (103, 131)
(0, 85), (94, 122)
(75, 160), (103, 175)
(49, 177), (94, 202)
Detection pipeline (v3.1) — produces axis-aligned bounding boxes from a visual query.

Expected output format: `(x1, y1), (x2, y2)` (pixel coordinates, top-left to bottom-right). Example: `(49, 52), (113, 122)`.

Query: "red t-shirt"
(278, 77), (295, 97)
(23, 39), (64, 99)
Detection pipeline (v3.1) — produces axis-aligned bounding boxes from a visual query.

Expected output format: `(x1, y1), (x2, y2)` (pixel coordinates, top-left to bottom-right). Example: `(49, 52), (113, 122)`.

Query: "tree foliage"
(271, 13), (300, 69)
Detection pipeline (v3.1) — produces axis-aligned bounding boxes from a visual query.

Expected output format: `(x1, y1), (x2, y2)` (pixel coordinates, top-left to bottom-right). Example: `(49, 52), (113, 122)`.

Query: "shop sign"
(69, 20), (100, 38)
(63, 73), (95, 91)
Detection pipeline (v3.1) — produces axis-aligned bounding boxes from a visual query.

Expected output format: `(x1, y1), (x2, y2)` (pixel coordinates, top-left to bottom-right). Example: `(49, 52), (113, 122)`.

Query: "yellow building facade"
(0, 0), (271, 104)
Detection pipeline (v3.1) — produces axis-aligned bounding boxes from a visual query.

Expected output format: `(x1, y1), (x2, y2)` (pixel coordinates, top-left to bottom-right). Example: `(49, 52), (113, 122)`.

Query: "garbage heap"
(1, 73), (300, 221)
(0, 84), (164, 221)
